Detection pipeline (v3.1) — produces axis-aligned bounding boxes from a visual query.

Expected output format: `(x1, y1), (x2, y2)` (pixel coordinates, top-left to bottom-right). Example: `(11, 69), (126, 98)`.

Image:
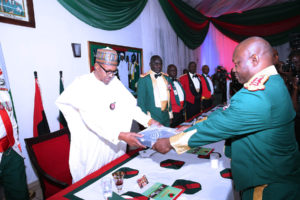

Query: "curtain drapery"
(159, 0), (300, 48)
(58, 0), (300, 48)
(57, 0), (147, 30)
(211, 1), (300, 46)
(141, 0), (196, 74)
(158, 0), (209, 49)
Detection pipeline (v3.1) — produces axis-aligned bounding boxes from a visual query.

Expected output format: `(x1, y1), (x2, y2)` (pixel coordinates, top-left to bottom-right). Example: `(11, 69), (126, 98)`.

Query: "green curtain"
(160, 0), (300, 48)
(212, 0), (300, 46)
(158, 0), (209, 49)
(57, 0), (147, 30)
(58, 0), (300, 48)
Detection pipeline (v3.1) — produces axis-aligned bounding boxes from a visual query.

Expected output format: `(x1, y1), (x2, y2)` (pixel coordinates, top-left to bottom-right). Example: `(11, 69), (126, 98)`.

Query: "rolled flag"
(33, 71), (50, 137)
(59, 71), (67, 129)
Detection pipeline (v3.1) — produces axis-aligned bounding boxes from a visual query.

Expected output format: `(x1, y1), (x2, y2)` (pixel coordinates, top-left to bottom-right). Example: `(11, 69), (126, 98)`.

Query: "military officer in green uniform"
(153, 37), (300, 200)
(137, 55), (172, 127)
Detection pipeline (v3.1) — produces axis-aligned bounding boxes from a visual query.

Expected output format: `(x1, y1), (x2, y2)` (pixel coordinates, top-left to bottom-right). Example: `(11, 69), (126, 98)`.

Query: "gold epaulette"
(162, 72), (168, 76)
(140, 71), (151, 78)
(244, 74), (269, 91)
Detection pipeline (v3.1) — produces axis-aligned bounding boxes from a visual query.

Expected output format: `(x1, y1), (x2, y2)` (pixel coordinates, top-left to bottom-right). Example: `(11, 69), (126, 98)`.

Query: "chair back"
(25, 128), (72, 199)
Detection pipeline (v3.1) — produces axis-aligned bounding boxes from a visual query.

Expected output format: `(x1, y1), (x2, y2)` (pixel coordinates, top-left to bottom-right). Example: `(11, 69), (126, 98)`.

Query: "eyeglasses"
(98, 63), (118, 76)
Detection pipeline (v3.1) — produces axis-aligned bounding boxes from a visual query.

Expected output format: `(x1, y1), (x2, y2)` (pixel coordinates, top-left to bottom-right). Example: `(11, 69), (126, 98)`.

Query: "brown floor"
(28, 181), (43, 200)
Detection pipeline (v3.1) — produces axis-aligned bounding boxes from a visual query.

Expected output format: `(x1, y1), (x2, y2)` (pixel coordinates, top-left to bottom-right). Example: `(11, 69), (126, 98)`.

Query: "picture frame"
(0, 0), (35, 28)
(88, 41), (143, 92)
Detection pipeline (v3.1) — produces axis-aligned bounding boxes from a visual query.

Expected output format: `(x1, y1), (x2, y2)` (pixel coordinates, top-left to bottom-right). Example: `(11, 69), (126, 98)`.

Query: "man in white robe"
(117, 52), (129, 89)
(56, 47), (160, 183)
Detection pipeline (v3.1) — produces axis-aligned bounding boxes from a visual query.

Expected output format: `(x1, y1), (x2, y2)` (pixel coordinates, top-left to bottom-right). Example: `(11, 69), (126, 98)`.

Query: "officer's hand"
(152, 138), (172, 154)
(119, 132), (146, 149)
(149, 119), (162, 127)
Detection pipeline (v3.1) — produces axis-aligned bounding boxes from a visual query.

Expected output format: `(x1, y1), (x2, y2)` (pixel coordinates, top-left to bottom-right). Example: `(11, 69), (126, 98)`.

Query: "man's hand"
(148, 119), (162, 127)
(118, 132), (146, 149)
(152, 138), (172, 154)
(292, 76), (299, 91)
(176, 125), (191, 132)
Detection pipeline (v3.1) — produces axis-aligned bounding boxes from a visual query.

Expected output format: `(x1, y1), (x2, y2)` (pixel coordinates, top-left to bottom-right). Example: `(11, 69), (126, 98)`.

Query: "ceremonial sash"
(202, 75), (211, 91)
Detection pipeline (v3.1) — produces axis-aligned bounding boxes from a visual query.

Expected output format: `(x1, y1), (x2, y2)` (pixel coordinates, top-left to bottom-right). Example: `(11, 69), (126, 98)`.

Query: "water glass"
(101, 177), (112, 200)
(210, 152), (220, 169)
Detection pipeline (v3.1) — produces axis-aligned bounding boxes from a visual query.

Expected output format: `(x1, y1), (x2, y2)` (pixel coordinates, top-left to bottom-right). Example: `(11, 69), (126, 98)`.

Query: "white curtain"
(141, 0), (196, 75)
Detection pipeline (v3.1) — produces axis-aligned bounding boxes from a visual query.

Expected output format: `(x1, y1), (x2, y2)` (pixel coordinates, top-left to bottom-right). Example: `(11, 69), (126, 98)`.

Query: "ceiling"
(182, 0), (294, 17)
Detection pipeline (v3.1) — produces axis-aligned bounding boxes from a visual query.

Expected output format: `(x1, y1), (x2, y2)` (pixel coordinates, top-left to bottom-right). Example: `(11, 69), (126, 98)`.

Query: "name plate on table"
(138, 126), (176, 147)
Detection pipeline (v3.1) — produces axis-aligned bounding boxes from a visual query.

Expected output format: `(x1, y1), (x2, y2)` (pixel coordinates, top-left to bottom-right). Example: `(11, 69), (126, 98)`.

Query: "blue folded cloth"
(138, 126), (176, 147)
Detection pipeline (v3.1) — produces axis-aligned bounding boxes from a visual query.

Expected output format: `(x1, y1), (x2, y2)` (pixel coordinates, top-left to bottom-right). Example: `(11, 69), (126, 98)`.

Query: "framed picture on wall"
(88, 41), (143, 93)
(0, 0), (35, 28)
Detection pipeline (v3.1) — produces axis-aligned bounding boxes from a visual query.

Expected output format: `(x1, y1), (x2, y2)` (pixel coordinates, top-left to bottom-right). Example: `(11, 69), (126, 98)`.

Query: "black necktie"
(155, 73), (162, 78)
(172, 77), (177, 82)
(193, 74), (197, 78)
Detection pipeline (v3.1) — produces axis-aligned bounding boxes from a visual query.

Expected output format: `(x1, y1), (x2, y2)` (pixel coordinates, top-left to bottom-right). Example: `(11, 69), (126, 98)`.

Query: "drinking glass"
(101, 177), (112, 200)
(112, 171), (125, 193)
(210, 152), (220, 169)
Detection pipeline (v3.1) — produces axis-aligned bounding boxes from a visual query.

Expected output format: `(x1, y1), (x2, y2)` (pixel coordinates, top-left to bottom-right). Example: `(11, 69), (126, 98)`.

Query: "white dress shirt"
(189, 72), (200, 90)
(203, 74), (214, 95)
(173, 80), (184, 102)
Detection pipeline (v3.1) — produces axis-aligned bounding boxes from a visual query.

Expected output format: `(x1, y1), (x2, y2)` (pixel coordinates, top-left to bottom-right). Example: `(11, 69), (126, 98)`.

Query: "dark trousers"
(202, 98), (213, 110)
(186, 100), (201, 120)
(0, 148), (29, 200)
(170, 110), (185, 128)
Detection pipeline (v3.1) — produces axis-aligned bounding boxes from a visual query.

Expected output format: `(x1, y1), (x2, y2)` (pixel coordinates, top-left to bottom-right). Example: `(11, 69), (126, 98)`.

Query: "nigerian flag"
(59, 71), (67, 129)
(0, 44), (18, 123)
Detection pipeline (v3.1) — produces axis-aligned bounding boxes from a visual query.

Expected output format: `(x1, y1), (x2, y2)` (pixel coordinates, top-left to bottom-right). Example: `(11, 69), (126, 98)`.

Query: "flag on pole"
(33, 71), (50, 137)
(59, 71), (67, 129)
(0, 43), (22, 151)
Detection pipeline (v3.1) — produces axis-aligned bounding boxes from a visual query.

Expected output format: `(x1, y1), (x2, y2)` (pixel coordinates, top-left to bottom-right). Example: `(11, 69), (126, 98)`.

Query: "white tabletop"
(74, 140), (240, 200)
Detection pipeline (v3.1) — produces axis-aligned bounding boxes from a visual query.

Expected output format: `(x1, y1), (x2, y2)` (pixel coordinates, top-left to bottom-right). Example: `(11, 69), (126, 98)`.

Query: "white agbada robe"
(56, 73), (151, 182)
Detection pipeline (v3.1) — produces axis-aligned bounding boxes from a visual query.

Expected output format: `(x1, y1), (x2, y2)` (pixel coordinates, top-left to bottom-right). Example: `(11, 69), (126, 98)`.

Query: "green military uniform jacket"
(170, 66), (300, 191)
(137, 71), (172, 127)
